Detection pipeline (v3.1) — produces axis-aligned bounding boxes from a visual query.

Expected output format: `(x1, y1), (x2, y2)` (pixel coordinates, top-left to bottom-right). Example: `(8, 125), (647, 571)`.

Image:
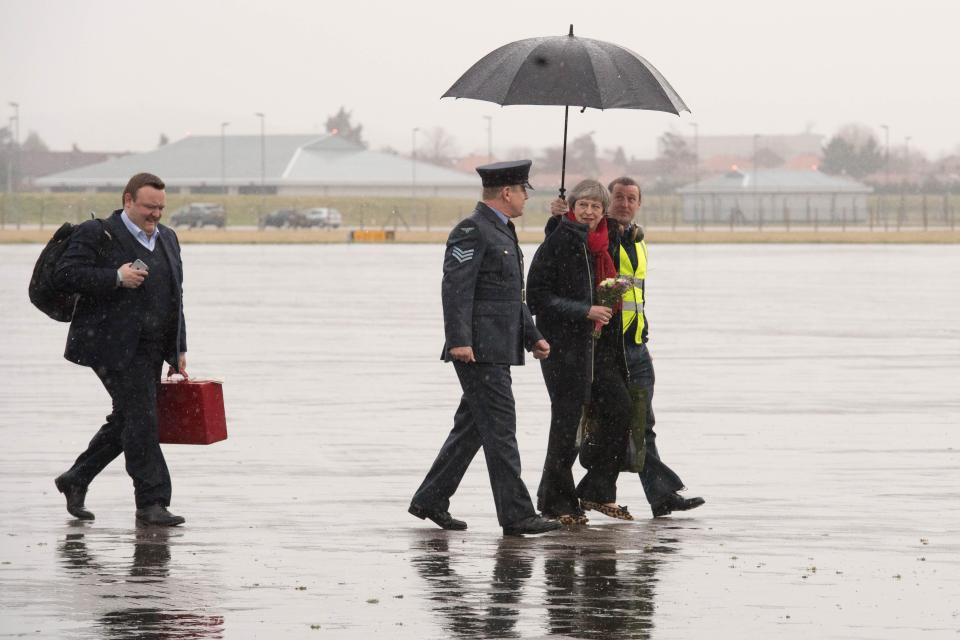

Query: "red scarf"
(566, 211), (617, 287)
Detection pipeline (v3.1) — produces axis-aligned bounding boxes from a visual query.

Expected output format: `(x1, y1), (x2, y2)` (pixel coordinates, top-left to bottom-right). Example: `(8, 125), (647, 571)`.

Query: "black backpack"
(28, 218), (108, 322)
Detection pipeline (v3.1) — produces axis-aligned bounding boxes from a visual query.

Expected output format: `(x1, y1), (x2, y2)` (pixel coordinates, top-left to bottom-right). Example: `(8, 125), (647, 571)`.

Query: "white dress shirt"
(121, 210), (158, 251)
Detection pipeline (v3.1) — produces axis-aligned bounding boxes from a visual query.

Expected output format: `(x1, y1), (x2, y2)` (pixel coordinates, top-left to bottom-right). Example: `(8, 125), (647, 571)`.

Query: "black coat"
(527, 217), (595, 404)
(440, 202), (542, 365)
(54, 210), (187, 372)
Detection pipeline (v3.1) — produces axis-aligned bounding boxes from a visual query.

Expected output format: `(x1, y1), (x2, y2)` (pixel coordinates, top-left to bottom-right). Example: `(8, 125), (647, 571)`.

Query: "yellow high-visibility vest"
(619, 239), (647, 344)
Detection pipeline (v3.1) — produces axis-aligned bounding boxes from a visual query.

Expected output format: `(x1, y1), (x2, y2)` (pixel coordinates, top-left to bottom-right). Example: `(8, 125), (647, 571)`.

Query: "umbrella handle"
(559, 105), (569, 200)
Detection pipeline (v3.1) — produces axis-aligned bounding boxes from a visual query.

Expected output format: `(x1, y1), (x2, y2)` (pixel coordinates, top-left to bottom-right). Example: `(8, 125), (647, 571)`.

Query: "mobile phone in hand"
(132, 259), (149, 271)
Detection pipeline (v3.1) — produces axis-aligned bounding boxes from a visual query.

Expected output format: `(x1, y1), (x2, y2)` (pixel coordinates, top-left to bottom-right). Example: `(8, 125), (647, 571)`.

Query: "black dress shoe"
(502, 515), (562, 536)
(651, 492), (705, 517)
(135, 504), (185, 527)
(408, 503), (467, 530)
(54, 474), (94, 521)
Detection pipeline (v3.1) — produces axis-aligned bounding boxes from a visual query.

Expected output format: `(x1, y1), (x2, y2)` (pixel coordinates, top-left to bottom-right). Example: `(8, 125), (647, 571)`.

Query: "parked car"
(261, 208), (309, 228)
(168, 203), (226, 228)
(303, 207), (343, 229)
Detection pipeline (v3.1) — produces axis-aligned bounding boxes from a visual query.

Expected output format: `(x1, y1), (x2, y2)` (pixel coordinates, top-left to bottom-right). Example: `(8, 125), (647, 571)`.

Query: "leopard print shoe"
(580, 500), (634, 521)
(545, 513), (590, 526)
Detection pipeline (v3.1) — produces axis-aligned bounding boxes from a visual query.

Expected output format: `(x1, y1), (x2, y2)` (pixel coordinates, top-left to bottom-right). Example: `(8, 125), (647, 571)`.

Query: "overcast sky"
(2, 0), (957, 161)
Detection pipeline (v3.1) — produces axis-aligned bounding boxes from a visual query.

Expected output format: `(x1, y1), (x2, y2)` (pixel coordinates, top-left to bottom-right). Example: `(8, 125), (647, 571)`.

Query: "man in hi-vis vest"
(550, 177), (705, 517)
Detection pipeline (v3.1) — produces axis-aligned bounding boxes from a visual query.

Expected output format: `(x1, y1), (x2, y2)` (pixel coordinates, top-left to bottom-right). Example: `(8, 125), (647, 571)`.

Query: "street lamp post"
(411, 127), (420, 199)
(690, 122), (699, 229)
(220, 121), (230, 195)
(254, 112), (266, 192)
(483, 116), (493, 163)
(880, 124), (889, 230)
(6, 103), (19, 184)
(752, 133), (760, 230)
(903, 135), (912, 230)
(4, 115), (13, 196)
(904, 136), (911, 181)
(7, 102), (19, 229)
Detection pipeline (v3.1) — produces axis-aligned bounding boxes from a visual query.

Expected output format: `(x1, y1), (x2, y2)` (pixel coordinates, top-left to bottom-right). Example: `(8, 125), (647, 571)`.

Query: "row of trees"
(320, 106), (652, 177)
(5, 107), (958, 193)
(0, 125), (51, 188)
(396, 117), (957, 191)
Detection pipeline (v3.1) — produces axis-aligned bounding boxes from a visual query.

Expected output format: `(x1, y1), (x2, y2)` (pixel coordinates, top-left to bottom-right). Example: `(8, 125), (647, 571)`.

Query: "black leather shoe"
(651, 493), (705, 517)
(54, 474), (94, 521)
(135, 504), (185, 527)
(502, 515), (562, 536)
(408, 503), (467, 530)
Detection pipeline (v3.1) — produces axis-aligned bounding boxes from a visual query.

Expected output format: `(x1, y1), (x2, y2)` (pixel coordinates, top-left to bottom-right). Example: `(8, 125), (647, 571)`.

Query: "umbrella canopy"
(443, 25), (690, 196)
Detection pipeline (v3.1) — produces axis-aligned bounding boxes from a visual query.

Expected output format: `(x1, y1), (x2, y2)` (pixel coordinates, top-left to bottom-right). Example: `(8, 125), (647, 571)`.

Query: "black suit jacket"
(440, 202), (542, 365)
(54, 210), (187, 372)
(527, 217), (595, 403)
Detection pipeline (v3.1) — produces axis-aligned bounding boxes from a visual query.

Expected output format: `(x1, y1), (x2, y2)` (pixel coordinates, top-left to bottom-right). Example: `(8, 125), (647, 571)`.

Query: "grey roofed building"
(677, 169), (873, 225)
(34, 134), (478, 197)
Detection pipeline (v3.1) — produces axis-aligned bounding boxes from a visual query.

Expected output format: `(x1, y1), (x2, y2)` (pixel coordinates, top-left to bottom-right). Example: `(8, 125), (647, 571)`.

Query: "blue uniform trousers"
(412, 362), (537, 527)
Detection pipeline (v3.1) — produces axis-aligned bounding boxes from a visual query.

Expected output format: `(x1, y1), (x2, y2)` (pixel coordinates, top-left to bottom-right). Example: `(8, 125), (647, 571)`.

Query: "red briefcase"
(157, 378), (228, 445)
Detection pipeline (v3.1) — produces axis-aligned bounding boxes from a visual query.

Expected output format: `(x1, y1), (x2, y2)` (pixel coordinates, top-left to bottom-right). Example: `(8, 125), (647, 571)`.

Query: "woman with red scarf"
(527, 179), (631, 524)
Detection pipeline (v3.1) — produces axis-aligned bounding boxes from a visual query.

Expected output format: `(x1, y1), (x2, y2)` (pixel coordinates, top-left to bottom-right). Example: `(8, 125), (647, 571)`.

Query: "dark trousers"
(411, 362), (537, 527)
(536, 366), (586, 516)
(577, 362), (631, 503)
(63, 341), (172, 509)
(627, 343), (684, 505)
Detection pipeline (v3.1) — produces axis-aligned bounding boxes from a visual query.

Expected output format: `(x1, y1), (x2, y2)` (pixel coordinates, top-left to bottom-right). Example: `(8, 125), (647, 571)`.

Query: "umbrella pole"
(559, 105), (569, 200)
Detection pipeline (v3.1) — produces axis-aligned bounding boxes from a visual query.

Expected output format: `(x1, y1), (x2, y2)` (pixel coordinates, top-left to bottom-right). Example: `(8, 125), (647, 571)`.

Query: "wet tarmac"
(1, 243), (958, 638)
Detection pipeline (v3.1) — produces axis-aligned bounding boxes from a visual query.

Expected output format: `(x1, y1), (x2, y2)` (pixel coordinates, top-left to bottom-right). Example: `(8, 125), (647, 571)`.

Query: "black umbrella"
(443, 25), (690, 198)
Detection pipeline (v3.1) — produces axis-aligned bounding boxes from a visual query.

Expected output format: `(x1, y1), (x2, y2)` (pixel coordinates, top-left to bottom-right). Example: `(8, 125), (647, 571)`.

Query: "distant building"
(680, 133), (824, 173)
(14, 148), (130, 189)
(35, 134), (477, 197)
(677, 168), (873, 225)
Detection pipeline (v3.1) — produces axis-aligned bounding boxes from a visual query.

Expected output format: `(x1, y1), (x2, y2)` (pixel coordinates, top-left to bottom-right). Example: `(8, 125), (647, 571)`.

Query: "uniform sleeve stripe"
(451, 246), (475, 263)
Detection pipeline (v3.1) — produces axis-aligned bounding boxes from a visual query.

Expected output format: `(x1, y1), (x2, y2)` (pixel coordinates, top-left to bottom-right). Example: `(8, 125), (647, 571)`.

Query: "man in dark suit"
(409, 160), (561, 537)
(53, 172), (188, 526)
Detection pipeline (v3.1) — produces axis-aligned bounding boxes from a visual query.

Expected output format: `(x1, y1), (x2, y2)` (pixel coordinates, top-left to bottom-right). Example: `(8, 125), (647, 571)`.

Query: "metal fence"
(1, 192), (956, 232)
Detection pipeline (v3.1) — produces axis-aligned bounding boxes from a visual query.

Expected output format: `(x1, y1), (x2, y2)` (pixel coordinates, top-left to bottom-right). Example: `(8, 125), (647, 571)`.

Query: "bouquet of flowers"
(592, 276), (633, 338)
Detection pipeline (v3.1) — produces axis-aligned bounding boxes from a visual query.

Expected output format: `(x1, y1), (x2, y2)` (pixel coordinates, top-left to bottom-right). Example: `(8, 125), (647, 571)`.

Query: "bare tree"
(506, 146), (534, 160)
(538, 146), (564, 172)
(22, 131), (49, 152)
(755, 147), (784, 169)
(325, 106), (366, 148)
(821, 123), (883, 178)
(0, 126), (11, 186)
(655, 131), (695, 178)
(607, 146), (628, 167)
(570, 133), (599, 176)
(419, 127), (459, 167)
(538, 133), (599, 175)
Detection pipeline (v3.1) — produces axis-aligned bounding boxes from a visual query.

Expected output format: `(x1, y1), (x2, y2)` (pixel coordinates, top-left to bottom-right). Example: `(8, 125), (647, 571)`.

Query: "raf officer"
(53, 172), (188, 527)
(409, 160), (561, 537)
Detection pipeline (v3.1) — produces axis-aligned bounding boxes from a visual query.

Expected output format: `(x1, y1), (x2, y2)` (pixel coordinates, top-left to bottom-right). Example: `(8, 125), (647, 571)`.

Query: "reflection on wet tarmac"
(98, 609), (223, 640)
(412, 527), (679, 639)
(543, 544), (661, 638)
(57, 527), (224, 639)
(3, 244), (959, 638)
(413, 536), (534, 638)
